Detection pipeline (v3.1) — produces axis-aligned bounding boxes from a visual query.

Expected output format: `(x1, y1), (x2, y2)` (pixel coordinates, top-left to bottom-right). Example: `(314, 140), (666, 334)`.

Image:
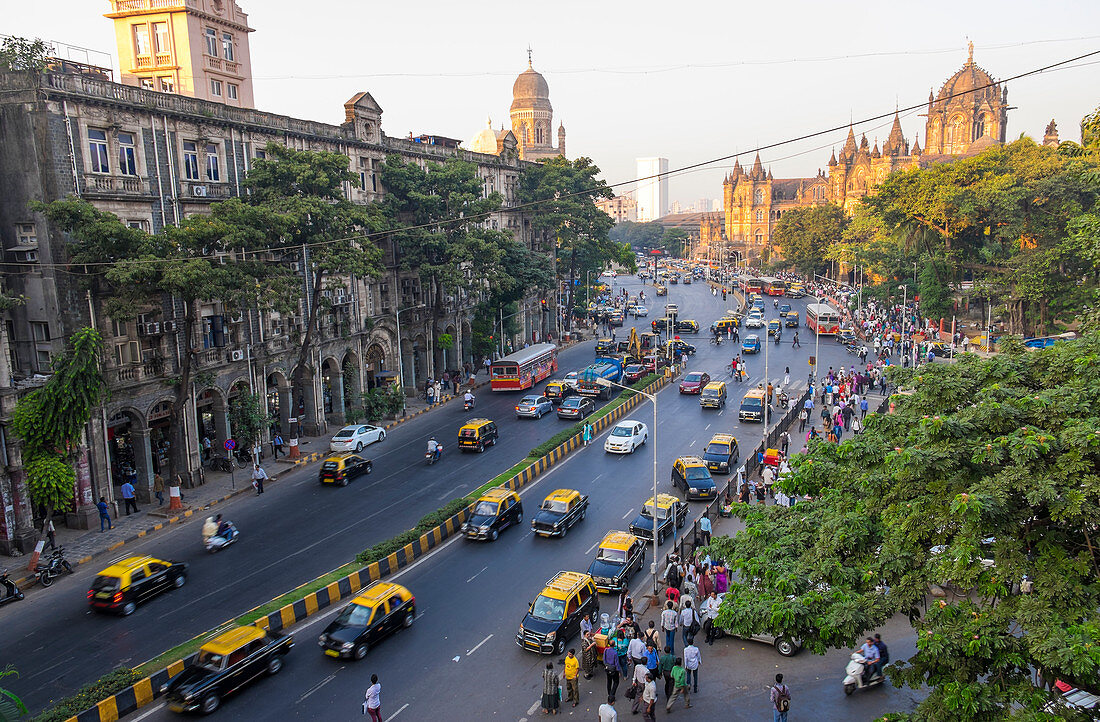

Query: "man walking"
(698, 514), (712, 546)
(680, 599), (700, 647)
(153, 473), (165, 506)
(251, 463), (268, 495)
(363, 674), (382, 722)
(120, 479), (138, 516)
(641, 672), (657, 722)
(683, 640), (701, 693)
(97, 496), (113, 532)
(665, 658), (691, 711)
(603, 644), (621, 702)
(660, 600), (679, 652)
(771, 673), (792, 722)
(273, 433), (284, 459)
(658, 646), (676, 700)
(564, 648), (580, 707)
(792, 331), (800, 348)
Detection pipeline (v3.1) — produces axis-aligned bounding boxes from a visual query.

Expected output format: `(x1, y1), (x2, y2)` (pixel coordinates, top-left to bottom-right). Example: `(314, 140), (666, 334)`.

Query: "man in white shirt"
(660, 601), (679, 652)
(679, 599), (700, 646)
(641, 673), (657, 722)
(598, 698), (618, 722)
(701, 592), (721, 645)
(627, 634), (647, 674)
(683, 642), (701, 693)
(630, 657), (649, 714)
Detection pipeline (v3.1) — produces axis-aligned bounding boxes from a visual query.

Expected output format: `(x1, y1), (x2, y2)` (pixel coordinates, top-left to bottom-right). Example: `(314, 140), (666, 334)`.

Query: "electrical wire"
(10, 48), (1100, 273)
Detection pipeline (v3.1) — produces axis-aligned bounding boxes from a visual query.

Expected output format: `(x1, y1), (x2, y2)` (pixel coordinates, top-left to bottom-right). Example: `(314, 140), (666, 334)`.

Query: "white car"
(632, 306), (649, 318)
(746, 313), (765, 329)
(329, 424), (386, 452)
(604, 420), (649, 454)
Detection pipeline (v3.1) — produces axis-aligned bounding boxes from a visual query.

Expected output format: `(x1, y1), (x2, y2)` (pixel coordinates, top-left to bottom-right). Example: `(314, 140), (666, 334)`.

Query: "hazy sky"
(8, 1), (1100, 207)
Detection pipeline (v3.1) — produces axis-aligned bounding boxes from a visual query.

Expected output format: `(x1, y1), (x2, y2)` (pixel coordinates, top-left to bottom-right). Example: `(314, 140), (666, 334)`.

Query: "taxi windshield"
(530, 594), (566, 621)
(611, 426), (633, 438)
(705, 443), (730, 456)
(685, 467), (711, 481)
(597, 547), (628, 564)
(742, 397), (763, 408)
(701, 388), (721, 397)
(335, 602), (374, 627)
(474, 501), (500, 516)
(643, 503), (669, 520)
(542, 499), (569, 513)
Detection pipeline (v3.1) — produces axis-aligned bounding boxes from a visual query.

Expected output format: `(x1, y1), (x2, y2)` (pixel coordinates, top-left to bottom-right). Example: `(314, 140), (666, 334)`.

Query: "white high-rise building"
(635, 157), (669, 222)
(711, 198), (723, 212)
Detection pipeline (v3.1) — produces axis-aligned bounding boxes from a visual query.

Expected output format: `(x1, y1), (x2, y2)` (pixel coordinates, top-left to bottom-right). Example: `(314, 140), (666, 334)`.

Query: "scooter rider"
(859, 637), (882, 680)
(463, 389), (475, 406)
(202, 515), (218, 542)
(215, 514), (233, 541)
(427, 436), (441, 461)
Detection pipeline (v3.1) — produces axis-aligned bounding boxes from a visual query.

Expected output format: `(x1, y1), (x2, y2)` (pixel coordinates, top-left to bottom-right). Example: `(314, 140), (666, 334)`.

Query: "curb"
(63, 368), (671, 722)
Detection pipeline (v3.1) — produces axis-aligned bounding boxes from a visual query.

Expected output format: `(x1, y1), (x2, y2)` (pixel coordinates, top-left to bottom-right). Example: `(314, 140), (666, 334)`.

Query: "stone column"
(130, 426), (156, 503)
(329, 368), (346, 424)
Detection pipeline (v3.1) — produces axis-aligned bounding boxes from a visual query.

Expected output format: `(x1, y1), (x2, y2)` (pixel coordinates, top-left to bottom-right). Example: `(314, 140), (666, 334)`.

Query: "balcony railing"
(109, 0), (186, 12)
(206, 56), (222, 71)
(82, 175), (150, 196)
(180, 180), (234, 199)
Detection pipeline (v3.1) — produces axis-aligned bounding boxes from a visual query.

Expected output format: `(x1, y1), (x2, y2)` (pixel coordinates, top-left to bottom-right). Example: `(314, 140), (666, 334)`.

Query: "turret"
(557, 121), (566, 156)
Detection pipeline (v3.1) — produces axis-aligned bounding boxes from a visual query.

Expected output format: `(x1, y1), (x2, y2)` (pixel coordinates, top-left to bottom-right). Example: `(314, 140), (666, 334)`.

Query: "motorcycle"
(776, 391), (790, 410)
(463, 396), (475, 411)
(205, 522), (239, 553)
(425, 445), (443, 465)
(843, 652), (886, 695)
(845, 342), (860, 355)
(35, 547), (74, 587)
(0, 571), (25, 606)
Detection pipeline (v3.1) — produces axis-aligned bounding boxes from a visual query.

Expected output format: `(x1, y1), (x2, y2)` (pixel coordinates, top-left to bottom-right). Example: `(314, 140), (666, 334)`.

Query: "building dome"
(466, 117), (500, 155)
(935, 44), (998, 104)
(511, 65), (552, 112)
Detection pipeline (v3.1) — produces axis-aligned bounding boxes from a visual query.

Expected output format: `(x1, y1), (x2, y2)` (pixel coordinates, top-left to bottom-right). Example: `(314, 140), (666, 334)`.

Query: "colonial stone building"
(0, 53), (556, 550)
(509, 55), (566, 161)
(713, 45), (1014, 263)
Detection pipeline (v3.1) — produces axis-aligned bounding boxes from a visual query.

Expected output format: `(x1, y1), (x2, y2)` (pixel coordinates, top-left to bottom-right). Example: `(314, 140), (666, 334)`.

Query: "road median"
(49, 369), (674, 722)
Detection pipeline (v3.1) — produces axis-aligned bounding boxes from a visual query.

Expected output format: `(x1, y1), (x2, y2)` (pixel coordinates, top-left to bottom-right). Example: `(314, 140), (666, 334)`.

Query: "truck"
(577, 356), (625, 399)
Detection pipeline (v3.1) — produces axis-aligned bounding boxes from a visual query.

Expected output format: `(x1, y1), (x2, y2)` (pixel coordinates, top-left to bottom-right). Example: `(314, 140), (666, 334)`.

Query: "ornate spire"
(828, 149), (837, 166)
(841, 126), (858, 160)
(911, 137), (921, 155)
(751, 153), (764, 179)
(527, 45), (533, 68)
(766, 168), (774, 181)
(967, 39), (974, 65)
(883, 112), (906, 155)
(871, 139), (880, 158)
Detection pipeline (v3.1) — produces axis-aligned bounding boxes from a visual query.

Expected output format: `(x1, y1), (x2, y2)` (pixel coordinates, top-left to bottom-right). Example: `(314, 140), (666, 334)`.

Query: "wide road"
(125, 275), (885, 721)
(3, 335), (630, 713)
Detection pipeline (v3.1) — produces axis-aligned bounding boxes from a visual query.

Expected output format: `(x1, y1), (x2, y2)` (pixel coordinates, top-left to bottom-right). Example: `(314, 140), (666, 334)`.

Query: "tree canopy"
(772, 204), (847, 275)
(709, 336), (1100, 720)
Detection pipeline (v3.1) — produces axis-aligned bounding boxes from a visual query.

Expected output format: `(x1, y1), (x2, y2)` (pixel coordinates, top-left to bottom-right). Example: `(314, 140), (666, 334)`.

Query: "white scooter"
(843, 652), (885, 695)
(204, 522), (239, 553)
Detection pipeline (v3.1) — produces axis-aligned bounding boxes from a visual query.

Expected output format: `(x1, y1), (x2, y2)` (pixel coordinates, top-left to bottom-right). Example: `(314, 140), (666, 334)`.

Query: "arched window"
(754, 229), (764, 244)
(753, 189), (764, 204)
(755, 209), (763, 222)
(535, 124), (544, 144)
(975, 113), (987, 139)
(948, 116), (965, 153)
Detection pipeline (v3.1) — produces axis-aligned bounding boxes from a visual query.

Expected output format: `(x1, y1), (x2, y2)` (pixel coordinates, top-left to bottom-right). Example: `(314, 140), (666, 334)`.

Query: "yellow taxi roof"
(541, 571), (592, 600)
(201, 626), (265, 655)
(460, 418), (493, 430)
(703, 381), (726, 391)
(545, 489), (579, 503)
(677, 455), (706, 467)
(323, 453), (357, 464)
(709, 433), (735, 444)
(599, 531), (638, 551)
(97, 556), (157, 578)
(351, 581), (409, 607)
(645, 493), (680, 509)
(479, 487), (517, 502)
(744, 388), (766, 399)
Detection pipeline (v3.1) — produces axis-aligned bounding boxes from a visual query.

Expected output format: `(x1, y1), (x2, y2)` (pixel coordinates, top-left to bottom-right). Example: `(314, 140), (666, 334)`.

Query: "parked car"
(329, 424), (386, 453)
(516, 572), (600, 655)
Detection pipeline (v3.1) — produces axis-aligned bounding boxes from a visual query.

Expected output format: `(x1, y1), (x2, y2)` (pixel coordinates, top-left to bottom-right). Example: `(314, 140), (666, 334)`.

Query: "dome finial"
(527, 45), (533, 68)
(967, 39), (974, 65)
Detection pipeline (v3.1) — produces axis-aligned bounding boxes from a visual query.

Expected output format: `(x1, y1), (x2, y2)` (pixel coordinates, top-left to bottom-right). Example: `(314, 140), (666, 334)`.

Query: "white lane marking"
(385, 703), (410, 721)
(466, 633), (493, 656)
(705, 424), (711, 431)
(528, 700), (541, 715)
(466, 565), (489, 584)
(593, 473), (603, 481)
(437, 484), (466, 501)
(689, 440), (695, 447)
(622, 509), (632, 519)
(297, 671), (339, 703)
(131, 702), (166, 722)
(585, 539), (600, 554)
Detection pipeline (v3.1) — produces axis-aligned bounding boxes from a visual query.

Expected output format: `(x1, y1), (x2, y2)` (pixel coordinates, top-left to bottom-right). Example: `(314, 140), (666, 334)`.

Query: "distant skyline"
(8, 1), (1100, 206)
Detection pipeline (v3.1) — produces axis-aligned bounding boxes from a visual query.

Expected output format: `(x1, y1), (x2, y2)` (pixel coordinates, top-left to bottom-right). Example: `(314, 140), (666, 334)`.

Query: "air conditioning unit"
(291, 262), (303, 273)
(136, 323), (148, 336)
(229, 349), (245, 362)
(147, 322), (161, 334)
(162, 320), (178, 333)
(229, 312), (244, 324)
(192, 185), (209, 197)
(335, 295), (348, 305)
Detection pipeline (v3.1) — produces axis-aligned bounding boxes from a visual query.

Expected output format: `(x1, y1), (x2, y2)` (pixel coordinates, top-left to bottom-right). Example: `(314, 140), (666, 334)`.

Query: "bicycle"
(206, 456), (234, 474)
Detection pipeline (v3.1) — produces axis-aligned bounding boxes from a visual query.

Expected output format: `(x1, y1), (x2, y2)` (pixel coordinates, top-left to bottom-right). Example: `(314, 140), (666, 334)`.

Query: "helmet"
(430, 436), (436, 441)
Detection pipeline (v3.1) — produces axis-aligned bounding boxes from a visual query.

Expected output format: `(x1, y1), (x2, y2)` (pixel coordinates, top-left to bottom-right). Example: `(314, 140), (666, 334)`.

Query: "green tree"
(35, 198), (286, 483)
(11, 328), (107, 525)
(0, 666), (27, 722)
(709, 337), (1100, 720)
(519, 156), (632, 330)
(0, 36), (50, 73)
(773, 204), (846, 275)
(227, 393), (271, 459)
(661, 227), (691, 257)
(608, 221), (666, 250)
(224, 144), (385, 437)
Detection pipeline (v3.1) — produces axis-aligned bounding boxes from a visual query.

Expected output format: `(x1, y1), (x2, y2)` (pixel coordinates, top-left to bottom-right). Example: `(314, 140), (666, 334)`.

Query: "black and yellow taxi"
(671, 455), (718, 501)
(457, 418), (499, 453)
(586, 531), (645, 594)
(674, 319), (699, 334)
(768, 319), (781, 336)
(544, 379), (576, 404)
(786, 282), (805, 298)
(318, 581), (416, 660)
(462, 488), (523, 541)
(87, 555), (188, 616)
(163, 625), (294, 714)
(318, 453), (373, 486)
(785, 310), (799, 327)
(700, 380), (728, 409)
(594, 338), (617, 355)
(531, 488), (589, 537)
(738, 388), (767, 422)
(516, 571), (600, 655)
(702, 433), (739, 474)
(655, 285), (668, 296)
(710, 317), (739, 336)
(628, 494), (689, 545)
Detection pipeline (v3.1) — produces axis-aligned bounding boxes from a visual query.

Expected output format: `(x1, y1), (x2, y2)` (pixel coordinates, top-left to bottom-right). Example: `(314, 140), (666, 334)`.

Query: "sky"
(7, 0), (1100, 209)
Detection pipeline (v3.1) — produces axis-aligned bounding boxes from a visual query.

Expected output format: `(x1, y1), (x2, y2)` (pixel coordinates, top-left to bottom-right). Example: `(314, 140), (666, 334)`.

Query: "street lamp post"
(395, 304), (426, 415)
(595, 376), (660, 597)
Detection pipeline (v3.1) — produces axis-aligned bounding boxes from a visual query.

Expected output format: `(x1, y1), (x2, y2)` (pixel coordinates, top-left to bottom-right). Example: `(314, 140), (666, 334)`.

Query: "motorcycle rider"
(202, 515), (218, 542)
(859, 637), (882, 680)
(463, 389), (475, 407)
(427, 436), (441, 461)
(215, 513), (233, 541)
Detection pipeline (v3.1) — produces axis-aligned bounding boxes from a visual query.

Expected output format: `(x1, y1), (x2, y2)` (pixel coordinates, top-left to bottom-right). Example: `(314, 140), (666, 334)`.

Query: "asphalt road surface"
(2, 334), (630, 714)
(116, 276), (913, 721)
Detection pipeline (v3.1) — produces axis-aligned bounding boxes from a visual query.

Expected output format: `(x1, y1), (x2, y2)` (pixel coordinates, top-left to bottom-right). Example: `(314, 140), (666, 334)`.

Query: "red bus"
(489, 343), (558, 391)
(806, 303), (841, 335)
(738, 277), (763, 294)
(760, 277), (787, 296)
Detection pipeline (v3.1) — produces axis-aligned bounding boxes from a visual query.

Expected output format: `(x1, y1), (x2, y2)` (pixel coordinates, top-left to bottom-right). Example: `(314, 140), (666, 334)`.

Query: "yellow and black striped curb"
(64, 369), (669, 722)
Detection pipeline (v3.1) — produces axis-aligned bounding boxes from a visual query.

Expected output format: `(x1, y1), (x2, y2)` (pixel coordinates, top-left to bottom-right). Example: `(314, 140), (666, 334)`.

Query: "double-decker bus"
(760, 277), (787, 296)
(489, 343), (558, 391)
(805, 303), (841, 336)
(738, 277), (763, 294)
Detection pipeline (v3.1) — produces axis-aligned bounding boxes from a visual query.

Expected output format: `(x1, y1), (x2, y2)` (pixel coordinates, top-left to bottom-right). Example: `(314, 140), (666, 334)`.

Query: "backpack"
(774, 684), (791, 712)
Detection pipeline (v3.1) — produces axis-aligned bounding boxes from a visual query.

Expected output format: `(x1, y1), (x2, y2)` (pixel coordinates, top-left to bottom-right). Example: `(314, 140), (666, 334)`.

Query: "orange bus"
(738, 277), (763, 294)
(489, 343), (558, 391)
(760, 277), (787, 296)
(806, 303), (840, 335)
